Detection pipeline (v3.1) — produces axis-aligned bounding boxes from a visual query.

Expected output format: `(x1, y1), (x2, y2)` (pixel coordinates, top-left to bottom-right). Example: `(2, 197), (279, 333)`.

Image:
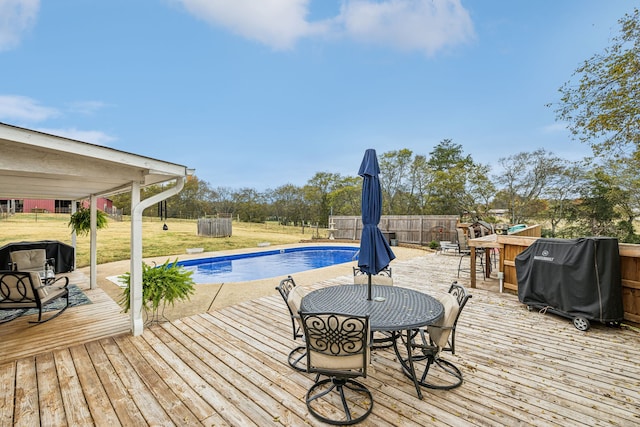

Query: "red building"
(0, 198), (114, 214)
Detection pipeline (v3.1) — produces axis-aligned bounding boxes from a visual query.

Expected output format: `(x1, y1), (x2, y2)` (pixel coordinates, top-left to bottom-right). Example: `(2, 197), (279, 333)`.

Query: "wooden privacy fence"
(330, 215), (459, 245)
(197, 217), (232, 237)
(471, 230), (640, 324)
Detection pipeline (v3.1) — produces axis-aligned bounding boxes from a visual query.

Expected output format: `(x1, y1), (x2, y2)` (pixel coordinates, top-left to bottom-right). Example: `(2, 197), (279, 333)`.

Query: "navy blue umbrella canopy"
(357, 149), (396, 300)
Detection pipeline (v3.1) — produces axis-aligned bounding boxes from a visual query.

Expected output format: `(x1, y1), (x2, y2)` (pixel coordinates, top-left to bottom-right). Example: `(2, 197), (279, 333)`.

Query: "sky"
(1, 0), (638, 191)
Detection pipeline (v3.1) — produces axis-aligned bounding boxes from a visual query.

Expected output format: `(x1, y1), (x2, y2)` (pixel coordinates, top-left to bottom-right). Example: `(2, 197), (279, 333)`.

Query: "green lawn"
(0, 213), (321, 267)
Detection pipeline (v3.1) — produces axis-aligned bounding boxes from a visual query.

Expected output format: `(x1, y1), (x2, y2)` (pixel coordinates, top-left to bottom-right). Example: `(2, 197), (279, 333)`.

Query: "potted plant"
(118, 258), (195, 324)
(68, 206), (108, 236)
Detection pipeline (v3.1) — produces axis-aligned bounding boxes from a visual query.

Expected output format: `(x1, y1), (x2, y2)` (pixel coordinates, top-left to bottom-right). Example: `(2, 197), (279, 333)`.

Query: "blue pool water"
(177, 246), (360, 283)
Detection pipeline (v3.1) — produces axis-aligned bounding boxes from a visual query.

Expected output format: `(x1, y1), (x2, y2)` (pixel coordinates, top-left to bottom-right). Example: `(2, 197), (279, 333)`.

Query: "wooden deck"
(0, 270), (130, 363)
(1, 256), (639, 426)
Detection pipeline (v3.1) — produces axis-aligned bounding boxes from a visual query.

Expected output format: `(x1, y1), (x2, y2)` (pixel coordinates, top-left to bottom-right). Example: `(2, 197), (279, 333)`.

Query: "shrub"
(119, 258), (195, 323)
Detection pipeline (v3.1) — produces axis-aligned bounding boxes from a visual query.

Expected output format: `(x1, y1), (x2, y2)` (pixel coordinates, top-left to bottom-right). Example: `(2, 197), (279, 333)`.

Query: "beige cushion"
(10, 249), (46, 272)
(427, 293), (460, 349)
(287, 285), (307, 314)
(30, 272), (50, 298)
(353, 273), (393, 286)
(287, 285), (308, 329)
(309, 351), (369, 371)
(0, 272), (41, 308)
(306, 314), (370, 371)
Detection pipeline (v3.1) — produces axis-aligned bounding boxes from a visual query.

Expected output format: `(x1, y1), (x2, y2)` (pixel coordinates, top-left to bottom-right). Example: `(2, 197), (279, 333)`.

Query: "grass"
(0, 213), (323, 268)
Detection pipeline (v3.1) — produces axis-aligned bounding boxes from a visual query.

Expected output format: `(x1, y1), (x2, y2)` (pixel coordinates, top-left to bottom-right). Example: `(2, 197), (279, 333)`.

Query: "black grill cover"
(515, 237), (623, 323)
(0, 240), (75, 273)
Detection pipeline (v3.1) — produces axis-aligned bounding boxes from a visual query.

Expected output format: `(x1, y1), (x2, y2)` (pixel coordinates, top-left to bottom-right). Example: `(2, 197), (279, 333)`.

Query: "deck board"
(36, 352), (66, 427)
(1, 254), (639, 426)
(0, 271), (131, 363)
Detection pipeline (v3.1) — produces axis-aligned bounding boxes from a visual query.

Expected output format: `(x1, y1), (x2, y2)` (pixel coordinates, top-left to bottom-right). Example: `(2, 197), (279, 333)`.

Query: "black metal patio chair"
(395, 281), (472, 390)
(275, 275), (308, 371)
(300, 311), (372, 425)
(0, 271), (70, 324)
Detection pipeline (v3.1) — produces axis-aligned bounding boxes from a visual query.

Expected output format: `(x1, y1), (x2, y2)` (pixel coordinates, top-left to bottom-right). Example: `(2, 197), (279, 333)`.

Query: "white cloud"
(176, 0), (474, 54)
(177, 0), (328, 50)
(339, 0), (475, 55)
(0, 95), (115, 145)
(0, 94), (58, 121)
(0, 0), (39, 51)
(36, 127), (116, 146)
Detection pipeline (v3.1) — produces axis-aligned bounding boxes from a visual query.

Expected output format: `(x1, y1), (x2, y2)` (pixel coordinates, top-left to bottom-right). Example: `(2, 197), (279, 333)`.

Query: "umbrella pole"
(368, 274), (372, 301)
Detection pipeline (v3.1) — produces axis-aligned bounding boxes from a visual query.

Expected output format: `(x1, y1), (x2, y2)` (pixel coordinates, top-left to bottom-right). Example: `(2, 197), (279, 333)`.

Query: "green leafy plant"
(118, 258), (195, 324)
(68, 207), (108, 236)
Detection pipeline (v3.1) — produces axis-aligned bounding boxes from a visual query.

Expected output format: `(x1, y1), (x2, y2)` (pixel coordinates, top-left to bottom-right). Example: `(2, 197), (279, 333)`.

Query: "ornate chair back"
(300, 311), (373, 425)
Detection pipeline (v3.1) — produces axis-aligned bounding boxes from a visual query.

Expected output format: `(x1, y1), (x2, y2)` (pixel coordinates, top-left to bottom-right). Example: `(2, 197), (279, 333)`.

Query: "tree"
(209, 186), (236, 216)
(303, 172), (342, 227)
(542, 160), (585, 237)
(378, 149), (413, 215)
(271, 184), (305, 225)
(570, 168), (624, 237)
(598, 157), (640, 242)
(170, 176), (214, 219)
(460, 163), (496, 221)
(232, 188), (267, 222)
(328, 175), (361, 216)
(554, 8), (640, 159)
(425, 140), (474, 215)
(494, 149), (563, 224)
(406, 154), (434, 214)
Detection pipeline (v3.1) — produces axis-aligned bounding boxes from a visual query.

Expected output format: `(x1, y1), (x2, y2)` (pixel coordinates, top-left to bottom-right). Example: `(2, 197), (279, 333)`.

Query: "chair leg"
(458, 253), (485, 279)
(394, 330), (464, 391)
(420, 357), (463, 390)
(288, 346), (307, 372)
(306, 377), (374, 425)
(371, 330), (396, 350)
(29, 289), (70, 324)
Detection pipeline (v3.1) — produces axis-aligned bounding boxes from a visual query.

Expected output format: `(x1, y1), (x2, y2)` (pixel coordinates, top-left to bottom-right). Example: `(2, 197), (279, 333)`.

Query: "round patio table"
(300, 284), (443, 399)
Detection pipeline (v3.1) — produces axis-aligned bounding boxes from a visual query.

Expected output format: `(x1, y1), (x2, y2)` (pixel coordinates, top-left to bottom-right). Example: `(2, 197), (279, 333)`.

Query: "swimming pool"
(177, 246), (360, 283)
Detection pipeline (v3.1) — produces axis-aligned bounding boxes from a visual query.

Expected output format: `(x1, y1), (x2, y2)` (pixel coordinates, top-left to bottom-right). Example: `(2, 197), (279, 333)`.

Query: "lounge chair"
(0, 271), (70, 324)
(9, 249), (55, 279)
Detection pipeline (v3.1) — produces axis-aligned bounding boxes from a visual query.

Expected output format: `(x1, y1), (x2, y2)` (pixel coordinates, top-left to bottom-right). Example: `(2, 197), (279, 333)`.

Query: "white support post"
(130, 181), (143, 336)
(90, 195), (97, 289)
(129, 178), (185, 336)
(71, 201), (77, 270)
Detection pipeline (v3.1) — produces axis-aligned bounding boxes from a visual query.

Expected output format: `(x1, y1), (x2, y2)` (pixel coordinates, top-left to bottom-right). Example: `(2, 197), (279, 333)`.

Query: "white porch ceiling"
(0, 123), (192, 200)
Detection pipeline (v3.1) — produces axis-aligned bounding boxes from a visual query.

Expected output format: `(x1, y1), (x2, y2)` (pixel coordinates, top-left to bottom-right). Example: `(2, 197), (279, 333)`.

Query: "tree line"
(110, 9), (640, 243)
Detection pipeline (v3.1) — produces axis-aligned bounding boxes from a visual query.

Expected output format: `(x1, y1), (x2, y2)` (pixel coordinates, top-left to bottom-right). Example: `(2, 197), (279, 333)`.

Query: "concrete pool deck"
(80, 242), (488, 321)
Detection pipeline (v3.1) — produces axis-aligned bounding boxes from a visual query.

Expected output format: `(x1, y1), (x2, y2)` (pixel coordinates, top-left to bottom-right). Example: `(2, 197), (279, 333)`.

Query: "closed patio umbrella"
(357, 149), (396, 300)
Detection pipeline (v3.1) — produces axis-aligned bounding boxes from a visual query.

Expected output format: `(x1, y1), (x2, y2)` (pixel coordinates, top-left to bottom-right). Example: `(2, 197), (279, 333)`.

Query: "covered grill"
(0, 240), (75, 273)
(515, 237), (623, 330)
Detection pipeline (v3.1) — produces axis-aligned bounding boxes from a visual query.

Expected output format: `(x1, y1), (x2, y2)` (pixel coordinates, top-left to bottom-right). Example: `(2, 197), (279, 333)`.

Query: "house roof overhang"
(0, 122), (193, 200)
